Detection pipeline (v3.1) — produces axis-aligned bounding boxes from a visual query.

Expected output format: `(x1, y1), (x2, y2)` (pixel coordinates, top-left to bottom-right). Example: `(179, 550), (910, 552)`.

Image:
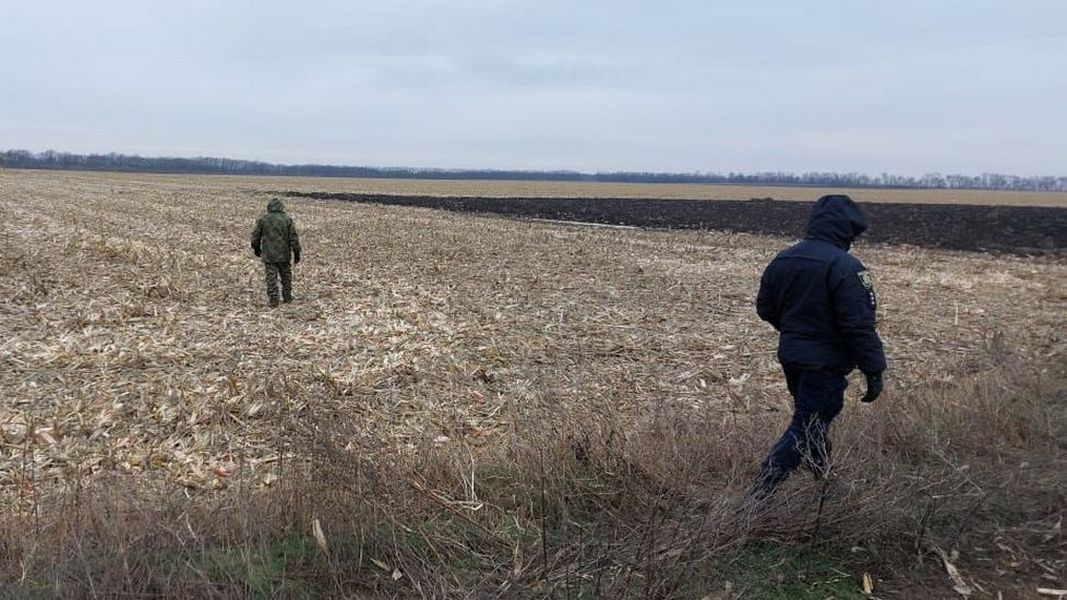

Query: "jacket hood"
(805, 194), (868, 250)
(267, 198), (285, 213)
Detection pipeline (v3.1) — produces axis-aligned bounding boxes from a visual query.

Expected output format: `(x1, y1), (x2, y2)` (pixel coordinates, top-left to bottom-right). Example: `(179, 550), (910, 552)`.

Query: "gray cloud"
(2, 0), (1064, 175)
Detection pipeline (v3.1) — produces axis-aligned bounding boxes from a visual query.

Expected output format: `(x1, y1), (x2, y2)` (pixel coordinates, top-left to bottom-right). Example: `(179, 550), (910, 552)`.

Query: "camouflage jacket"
(251, 199), (301, 263)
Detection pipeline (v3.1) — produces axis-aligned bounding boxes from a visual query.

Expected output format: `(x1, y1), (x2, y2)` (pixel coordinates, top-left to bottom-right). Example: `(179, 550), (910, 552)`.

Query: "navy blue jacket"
(756, 195), (887, 375)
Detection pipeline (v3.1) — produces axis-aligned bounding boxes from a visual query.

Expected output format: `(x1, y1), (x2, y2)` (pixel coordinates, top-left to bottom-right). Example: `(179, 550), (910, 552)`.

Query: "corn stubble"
(0, 169), (1064, 597)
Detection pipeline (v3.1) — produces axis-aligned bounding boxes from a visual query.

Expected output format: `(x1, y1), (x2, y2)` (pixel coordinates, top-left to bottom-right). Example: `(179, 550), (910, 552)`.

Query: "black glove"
(293, 250), (301, 264)
(861, 371), (884, 403)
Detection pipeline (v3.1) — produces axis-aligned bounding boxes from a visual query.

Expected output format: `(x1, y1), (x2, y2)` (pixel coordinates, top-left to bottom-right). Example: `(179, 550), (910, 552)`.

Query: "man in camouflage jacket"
(251, 198), (302, 307)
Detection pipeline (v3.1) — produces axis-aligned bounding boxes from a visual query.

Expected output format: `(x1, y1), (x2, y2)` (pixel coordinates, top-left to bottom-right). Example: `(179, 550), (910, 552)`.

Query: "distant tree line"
(2, 148), (1065, 192)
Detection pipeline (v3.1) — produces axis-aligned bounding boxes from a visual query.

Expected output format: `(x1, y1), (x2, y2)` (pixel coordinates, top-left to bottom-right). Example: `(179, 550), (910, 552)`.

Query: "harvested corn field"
(1, 169), (1065, 597)
(2, 168), (1061, 492)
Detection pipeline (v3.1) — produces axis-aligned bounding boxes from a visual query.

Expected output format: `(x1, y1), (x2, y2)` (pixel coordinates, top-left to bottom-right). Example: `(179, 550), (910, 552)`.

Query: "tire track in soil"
(282, 192), (1067, 255)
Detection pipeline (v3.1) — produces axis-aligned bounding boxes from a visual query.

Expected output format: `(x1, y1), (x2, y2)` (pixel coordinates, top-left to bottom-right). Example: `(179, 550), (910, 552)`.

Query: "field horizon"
(4, 167), (1067, 207)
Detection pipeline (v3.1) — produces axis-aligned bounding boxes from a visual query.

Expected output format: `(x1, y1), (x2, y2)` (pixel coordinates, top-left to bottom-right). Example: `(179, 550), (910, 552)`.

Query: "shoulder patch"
(857, 270), (874, 290)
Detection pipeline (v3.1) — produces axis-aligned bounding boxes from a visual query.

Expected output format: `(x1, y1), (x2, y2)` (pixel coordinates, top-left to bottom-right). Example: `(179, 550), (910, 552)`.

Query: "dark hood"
(267, 198), (285, 213)
(805, 194), (868, 250)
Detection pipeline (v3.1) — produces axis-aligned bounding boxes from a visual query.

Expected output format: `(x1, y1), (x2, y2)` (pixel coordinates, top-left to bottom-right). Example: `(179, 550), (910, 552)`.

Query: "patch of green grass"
(724, 542), (865, 599)
(197, 534), (319, 599)
(7, 535), (323, 599)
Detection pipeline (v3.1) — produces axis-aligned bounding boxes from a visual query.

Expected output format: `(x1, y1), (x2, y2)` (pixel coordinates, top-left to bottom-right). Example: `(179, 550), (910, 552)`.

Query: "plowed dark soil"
(284, 191), (1067, 254)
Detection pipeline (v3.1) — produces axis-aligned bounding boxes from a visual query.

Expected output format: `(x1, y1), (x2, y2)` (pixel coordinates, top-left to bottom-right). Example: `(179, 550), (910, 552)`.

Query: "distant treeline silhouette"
(3, 149), (1065, 192)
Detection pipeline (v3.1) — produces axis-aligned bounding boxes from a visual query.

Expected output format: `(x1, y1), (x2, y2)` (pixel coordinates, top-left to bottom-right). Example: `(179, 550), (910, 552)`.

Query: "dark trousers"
(263, 261), (293, 304)
(755, 367), (848, 492)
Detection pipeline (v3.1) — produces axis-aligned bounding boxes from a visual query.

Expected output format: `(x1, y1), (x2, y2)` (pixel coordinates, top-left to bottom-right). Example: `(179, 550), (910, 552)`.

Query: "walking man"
(251, 198), (301, 307)
(753, 194), (886, 496)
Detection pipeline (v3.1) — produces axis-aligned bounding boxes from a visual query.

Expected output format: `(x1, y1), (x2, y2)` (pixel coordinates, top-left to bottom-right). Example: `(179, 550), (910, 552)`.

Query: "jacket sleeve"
(830, 258), (887, 374)
(288, 217), (301, 254)
(251, 217), (263, 252)
(755, 264), (780, 330)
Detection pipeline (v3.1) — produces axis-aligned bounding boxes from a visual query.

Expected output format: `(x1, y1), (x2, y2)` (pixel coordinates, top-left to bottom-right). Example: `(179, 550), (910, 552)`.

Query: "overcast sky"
(2, 1), (1064, 175)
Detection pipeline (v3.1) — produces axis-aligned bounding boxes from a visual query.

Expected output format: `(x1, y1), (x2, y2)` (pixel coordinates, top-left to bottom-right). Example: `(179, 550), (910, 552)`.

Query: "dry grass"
(0, 169), (1065, 597)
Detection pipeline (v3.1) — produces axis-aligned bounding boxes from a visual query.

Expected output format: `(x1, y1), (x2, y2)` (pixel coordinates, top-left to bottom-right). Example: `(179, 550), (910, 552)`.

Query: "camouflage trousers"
(263, 261), (293, 305)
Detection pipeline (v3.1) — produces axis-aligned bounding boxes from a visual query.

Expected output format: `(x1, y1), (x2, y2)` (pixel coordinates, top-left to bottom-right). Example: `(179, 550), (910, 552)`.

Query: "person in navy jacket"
(753, 194), (886, 495)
